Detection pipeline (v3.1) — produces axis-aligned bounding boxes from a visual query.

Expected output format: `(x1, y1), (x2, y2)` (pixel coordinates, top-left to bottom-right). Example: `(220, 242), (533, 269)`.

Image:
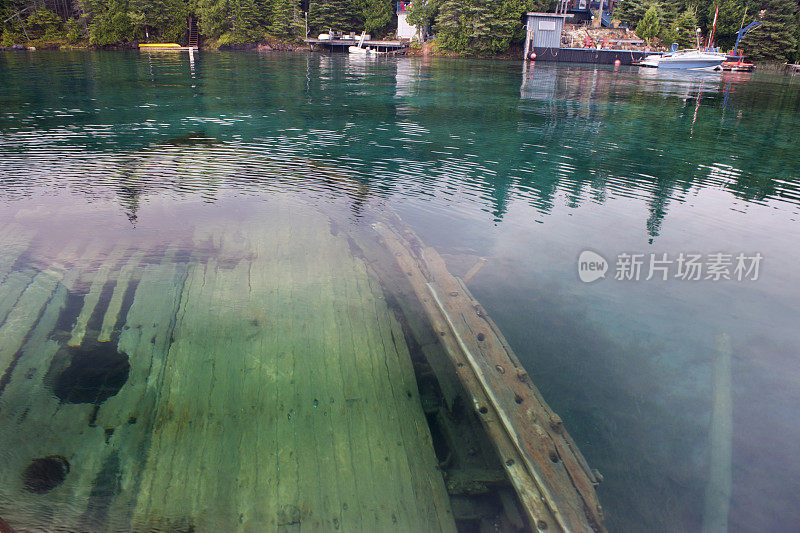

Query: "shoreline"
(0, 42), (794, 70)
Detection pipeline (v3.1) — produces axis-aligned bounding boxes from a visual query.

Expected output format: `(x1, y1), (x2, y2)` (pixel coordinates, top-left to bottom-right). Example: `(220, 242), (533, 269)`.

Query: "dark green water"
(1, 51), (799, 532)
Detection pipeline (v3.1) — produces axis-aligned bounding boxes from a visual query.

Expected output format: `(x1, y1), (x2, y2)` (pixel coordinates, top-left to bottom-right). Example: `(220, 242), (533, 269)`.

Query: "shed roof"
(525, 12), (574, 17)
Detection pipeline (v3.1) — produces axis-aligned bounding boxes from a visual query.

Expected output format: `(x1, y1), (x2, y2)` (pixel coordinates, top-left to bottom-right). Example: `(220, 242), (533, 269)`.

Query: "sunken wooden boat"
(0, 171), (603, 531)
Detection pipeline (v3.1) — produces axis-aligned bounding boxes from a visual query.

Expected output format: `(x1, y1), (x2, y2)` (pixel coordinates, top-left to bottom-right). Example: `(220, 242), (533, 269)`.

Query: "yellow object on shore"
(138, 43), (181, 48)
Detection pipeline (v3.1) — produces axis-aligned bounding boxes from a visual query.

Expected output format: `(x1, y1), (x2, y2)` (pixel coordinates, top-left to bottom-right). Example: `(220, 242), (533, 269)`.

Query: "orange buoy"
(614, 59), (621, 66)
(530, 52), (537, 60)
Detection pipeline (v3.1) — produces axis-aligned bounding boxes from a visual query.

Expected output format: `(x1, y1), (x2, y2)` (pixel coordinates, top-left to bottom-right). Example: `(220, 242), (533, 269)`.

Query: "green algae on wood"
(0, 203), (457, 532)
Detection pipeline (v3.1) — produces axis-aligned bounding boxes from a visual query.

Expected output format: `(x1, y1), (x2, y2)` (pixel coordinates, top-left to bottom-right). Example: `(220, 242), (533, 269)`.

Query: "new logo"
(578, 250), (608, 283)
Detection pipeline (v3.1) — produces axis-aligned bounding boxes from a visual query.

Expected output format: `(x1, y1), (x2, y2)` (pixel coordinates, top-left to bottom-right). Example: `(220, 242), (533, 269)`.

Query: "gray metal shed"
(523, 12), (573, 57)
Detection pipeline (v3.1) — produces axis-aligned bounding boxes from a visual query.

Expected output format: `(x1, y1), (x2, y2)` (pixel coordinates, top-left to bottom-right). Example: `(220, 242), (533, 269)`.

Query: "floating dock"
(531, 47), (650, 65)
(0, 193), (604, 531)
(138, 43), (198, 51)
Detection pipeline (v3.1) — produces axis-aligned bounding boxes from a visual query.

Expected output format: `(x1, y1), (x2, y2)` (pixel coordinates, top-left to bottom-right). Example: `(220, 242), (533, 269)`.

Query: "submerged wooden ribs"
(373, 219), (606, 533)
(0, 207), (456, 532)
(0, 200), (603, 531)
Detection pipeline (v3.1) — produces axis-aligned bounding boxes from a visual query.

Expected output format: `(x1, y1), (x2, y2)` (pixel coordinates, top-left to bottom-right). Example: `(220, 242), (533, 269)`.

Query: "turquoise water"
(1, 51), (799, 531)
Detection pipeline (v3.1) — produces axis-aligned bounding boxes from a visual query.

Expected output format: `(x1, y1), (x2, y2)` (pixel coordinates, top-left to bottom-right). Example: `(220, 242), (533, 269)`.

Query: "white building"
(396, 2), (419, 40)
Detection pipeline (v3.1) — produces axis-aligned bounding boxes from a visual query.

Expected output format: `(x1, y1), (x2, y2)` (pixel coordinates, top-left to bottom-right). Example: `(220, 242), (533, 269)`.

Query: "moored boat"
(639, 49), (727, 71)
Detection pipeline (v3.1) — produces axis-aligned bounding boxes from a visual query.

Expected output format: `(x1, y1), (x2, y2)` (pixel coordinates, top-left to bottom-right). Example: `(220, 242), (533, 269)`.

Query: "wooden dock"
(304, 39), (409, 54)
(138, 43), (198, 51)
(530, 46), (649, 65)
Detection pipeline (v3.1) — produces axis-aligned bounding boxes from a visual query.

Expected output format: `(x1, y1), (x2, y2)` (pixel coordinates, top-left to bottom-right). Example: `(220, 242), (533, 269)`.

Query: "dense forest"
(1, 0), (798, 60)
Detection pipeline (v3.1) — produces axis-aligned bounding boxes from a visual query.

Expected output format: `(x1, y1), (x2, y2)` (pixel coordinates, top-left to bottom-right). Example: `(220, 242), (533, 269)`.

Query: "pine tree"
(231, 0), (261, 41)
(616, 0), (649, 27)
(673, 9), (698, 47)
(794, 10), (800, 62)
(308, 0), (361, 33)
(128, 0), (188, 42)
(742, 0), (798, 60)
(434, 0), (469, 52)
(708, 0), (747, 50)
(658, 0), (684, 30)
(361, 0), (392, 35)
(636, 4), (661, 43)
(197, 0), (230, 39)
(406, 0), (441, 32)
(84, 0), (134, 44)
(432, 0), (531, 55)
(270, 0), (301, 38)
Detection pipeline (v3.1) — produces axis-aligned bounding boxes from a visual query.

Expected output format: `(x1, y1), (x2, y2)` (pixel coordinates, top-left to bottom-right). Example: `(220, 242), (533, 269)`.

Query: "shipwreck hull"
(0, 191), (604, 532)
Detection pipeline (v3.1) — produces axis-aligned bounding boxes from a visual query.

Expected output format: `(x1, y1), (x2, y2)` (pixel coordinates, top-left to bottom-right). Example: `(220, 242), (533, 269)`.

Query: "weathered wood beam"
(373, 219), (605, 533)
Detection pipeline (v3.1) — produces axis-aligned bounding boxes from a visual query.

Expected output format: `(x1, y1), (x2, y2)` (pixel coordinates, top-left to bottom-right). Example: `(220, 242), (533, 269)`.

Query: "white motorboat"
(639, 49), (727, 71)
(349, 31), (371, 54)
(348, 45), (373, 55)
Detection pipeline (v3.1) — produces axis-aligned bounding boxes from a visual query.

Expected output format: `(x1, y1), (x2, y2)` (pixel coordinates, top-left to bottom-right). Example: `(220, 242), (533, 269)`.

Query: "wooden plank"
(0, 206), (464, 532)
(316, 237), (362, 532)
(128, 257), (214, 530)
(101, 251), (190, 531)
(702, 333), (733, 533)
(365, 268), (456, 532)
(0, 269), (37, 329)
(373, 220), (605, 533)
(297, 230), (341, 532)
(0, 266), (85, 531)
(350, 258), (408, 530)
(0, 239), (128, 532)
(275, 217), (301, 532)
(245, 222), (281, 531)
(292, 219), (326, 533)
(333, 253), (381, 530)
(67, 244), (129, 347)
(0, 270), (64, 377)
(0, 224), (36, 283)
(87, 249), (188, 530)
(98, 250), (146, 342)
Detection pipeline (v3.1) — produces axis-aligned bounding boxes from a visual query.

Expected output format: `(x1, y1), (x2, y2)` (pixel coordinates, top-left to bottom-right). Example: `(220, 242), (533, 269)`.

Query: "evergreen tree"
(196, 0), (230, 38)
(128, 0), (188, 42)
(308, 0), (361, 33)
(658, 0), (684, 31)
(360, 0), (392, 35)
(434, 0), (471, 53)
(616, 0), (649, 27)
(230, 0), (261, 41)
(83, 0), (135, 44)
(673, 9), (698, 47)
(707, 0), (747, 50)
(270, 0), (302, 38)
(743, 0), (797, 60)
(636, 4), (662, 43)
(25, 8), (65, 40)
(406, 0), (440, 33)
(433, 0), (532, 54)
(794, 10), (800, 61)
(2, 0), (799, 53)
